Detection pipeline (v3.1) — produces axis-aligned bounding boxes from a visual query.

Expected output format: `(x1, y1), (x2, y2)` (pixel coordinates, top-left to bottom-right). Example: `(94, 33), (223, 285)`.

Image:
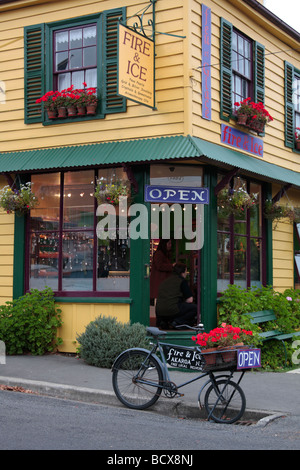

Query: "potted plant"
(53, 91), (70, 118)
(295, 128), (300, 150)
(234, 97), (253, 125)
(36, 91), (58, 119)
(83, 86), (98, 115)
(94, 179), (131, 206)
(249, 102), (273, 133)
(63, 86), (81, 117)
(0, 182), (39, 215)
(192, 323), (254, 366)
(217, 185), (257, 219)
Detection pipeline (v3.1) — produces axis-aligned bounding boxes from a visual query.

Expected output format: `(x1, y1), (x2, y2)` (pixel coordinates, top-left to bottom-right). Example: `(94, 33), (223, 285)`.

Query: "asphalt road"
(0, 390), (299, 451)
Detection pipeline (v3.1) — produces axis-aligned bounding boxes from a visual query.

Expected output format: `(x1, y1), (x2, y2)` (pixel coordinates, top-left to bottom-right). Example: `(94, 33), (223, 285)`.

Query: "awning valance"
(1, 135), (300, 188)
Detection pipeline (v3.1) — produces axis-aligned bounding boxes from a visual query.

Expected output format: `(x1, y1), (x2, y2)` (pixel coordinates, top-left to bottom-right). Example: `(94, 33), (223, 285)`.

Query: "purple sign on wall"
(202, 5), (211, 120)
(221, 124), (264, 157)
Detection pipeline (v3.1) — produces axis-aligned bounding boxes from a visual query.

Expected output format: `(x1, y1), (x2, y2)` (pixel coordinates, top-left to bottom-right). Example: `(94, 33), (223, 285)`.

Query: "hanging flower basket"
(292, 207), (300, 224)
(0, 183), (39, 215)
(263, 199), (295, 228)
(94, 180), (131, 206)
(217, 185), (257, 218)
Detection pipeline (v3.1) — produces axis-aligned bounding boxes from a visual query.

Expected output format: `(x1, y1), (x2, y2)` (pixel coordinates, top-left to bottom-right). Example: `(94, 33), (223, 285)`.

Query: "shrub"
(0, 287), (62, 355)
(218, 284), (300, 369)
(77, 315), (150, 368)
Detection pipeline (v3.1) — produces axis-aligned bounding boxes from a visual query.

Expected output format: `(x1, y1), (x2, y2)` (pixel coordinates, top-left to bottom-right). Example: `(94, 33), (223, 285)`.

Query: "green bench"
(244, 309), (300, 366)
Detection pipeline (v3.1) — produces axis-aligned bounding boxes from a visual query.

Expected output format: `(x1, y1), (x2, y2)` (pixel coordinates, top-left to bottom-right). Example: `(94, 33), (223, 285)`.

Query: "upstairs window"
(220, 18), (265, 121)
(24, 8), (126, 124)
(232, 31), (252, 104)
(284, 62), (300, 149)
(294, 74), (300, 129)
(54, 25), (97, 91)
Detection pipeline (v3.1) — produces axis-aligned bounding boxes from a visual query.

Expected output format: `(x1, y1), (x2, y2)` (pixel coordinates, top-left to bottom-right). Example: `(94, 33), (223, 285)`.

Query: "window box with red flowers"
(233, 98), (273, 134)
(36, 83), (99, 121)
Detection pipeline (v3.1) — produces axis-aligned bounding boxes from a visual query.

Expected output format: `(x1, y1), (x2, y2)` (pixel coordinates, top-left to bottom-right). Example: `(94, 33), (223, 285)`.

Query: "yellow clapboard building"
(0, 0), (299, 351)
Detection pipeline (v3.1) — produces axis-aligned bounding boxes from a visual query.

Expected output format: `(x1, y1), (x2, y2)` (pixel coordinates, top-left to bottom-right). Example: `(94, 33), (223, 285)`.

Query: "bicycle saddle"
(146, 327), (167, 337)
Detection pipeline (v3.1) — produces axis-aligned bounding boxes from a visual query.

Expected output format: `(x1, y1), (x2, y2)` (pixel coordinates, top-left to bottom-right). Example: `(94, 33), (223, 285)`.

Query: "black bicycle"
(112, 324), (261, 424)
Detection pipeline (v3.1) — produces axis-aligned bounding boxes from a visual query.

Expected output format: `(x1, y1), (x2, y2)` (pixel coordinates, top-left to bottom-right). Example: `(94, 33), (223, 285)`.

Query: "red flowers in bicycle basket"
(192, 323), (253, 349)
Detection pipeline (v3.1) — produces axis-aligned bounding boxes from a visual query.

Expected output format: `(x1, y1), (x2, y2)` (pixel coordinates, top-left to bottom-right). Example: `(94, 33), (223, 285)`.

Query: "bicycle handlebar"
(173, 323), (204, 332)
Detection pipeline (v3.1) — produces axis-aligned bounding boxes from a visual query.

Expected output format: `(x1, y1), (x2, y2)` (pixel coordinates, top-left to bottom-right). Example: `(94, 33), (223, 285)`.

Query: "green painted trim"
(55, 297), (132, 303)
(201, 167), (218, 332)
(13, 214), (26, 300)
(129, 166), (150, 326)
(24, 24), (45, 124)
(265, 183), (273, 286)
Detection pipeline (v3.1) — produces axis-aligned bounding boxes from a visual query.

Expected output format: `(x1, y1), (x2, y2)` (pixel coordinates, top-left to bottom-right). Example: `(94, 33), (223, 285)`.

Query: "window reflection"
(62, 231), (94, 291)
(217, 176), (262, 292)
(29, 169), (130, 294)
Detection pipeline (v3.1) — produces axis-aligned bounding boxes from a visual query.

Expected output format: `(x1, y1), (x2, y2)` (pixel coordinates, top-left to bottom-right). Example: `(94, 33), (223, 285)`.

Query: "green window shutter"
(24, 24), (45, 124)
(220, 18), (233, 121)
(254, 42), (265, 104)
(103, 8), (126, 114)
(285, 61), (295, 149)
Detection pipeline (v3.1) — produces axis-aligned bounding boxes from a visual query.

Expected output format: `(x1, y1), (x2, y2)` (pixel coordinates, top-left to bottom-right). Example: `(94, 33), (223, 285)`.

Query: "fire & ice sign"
(118, 24), (155, 108)
(221, 124), (264, 158)
(237, 348), (261, 369)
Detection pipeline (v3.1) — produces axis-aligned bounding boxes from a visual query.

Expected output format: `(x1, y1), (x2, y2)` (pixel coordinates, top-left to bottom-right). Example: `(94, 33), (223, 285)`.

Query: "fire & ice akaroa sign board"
(118, 24), (155, 109)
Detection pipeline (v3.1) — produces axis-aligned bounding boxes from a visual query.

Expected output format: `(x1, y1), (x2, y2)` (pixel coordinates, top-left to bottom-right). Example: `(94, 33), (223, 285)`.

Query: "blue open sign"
(237, 348), (261, 369)
(145, 185), (209, 204)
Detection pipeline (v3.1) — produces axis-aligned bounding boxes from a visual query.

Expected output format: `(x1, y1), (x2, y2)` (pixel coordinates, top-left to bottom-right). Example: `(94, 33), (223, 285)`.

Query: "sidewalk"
(0, 354), (299, 423)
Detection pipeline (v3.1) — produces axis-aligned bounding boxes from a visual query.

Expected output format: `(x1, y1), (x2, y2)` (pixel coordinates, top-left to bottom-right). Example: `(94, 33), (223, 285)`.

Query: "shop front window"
(217, 177), (262, 292)
(28, 168), (130, 295)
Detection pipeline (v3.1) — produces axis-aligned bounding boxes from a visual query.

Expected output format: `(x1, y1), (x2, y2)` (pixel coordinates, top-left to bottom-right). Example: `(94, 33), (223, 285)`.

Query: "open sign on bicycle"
(237, 348), (261, 369)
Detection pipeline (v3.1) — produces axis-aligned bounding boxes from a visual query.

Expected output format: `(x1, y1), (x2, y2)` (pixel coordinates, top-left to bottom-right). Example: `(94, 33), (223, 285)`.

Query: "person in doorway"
(155, 262), (197, 329)
(150, 239), (173, 304)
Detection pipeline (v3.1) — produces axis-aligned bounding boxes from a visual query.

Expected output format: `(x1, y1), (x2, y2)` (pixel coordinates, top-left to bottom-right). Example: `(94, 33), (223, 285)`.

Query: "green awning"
(1, 135), (300, 187)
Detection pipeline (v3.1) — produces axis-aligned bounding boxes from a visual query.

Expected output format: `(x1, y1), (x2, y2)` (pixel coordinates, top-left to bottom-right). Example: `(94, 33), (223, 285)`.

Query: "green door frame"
(200, 167), (218, 332)
(129, 165), (150, 325)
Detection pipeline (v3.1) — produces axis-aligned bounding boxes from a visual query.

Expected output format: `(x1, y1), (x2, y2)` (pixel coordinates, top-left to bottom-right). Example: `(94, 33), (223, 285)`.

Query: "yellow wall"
(0, 177), (14, 304)
(189, 0), (300, 172)
(57, 302), (130, 353)
(0, 0), (186, 151)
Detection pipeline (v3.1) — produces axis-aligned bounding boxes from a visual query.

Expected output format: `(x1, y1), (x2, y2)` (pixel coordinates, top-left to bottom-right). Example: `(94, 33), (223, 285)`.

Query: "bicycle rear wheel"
(112, 349), (164, 410)
(204, 378), (246, 424)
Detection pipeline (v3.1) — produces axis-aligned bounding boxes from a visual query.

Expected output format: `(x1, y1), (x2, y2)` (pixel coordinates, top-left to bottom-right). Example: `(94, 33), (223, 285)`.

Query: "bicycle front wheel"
(112, 349), (164, 410)
(204, 378), (246, 424)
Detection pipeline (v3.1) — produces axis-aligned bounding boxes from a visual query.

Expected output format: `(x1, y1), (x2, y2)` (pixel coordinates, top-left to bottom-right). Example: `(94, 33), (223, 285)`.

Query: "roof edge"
(242, 0), (300, 42)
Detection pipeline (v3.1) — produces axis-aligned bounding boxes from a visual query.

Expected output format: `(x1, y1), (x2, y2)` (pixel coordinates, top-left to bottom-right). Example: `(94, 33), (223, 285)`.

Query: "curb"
(0, 376), (280, 425)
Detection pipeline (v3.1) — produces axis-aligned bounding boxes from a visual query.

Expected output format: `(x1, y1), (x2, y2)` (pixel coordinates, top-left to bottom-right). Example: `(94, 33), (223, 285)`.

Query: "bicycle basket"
(202, 345), (254, 371)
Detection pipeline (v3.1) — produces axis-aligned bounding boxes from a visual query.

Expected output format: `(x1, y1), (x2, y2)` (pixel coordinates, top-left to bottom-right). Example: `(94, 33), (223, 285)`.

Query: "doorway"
(149, 234), (201, 327)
